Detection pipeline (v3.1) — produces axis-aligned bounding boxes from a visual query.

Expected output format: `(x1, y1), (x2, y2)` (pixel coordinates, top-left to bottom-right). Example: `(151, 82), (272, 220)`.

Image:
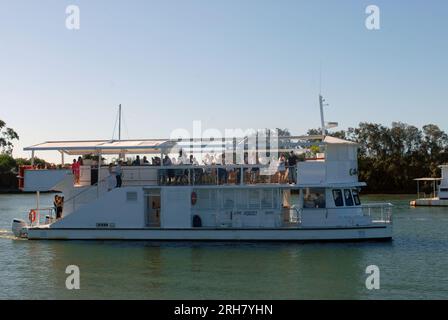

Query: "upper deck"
(20, 134), (364, 191)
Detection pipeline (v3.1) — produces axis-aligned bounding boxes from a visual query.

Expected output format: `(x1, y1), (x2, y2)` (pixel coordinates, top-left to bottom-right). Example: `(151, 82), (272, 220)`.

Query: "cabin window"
(303, 188), (326, 209)
(237, 190), (248, 209)
(344, 189), (354, 206)
(222, 189), (235, 209)
(195, 189), (218, 209)
(352, 189), (361, 206)
(248, 190), (260, 209)
(261, 189), (273, 209)
(332, 190), (344, 207)
(126, 192), (138, 202)
(440, 188), (448, 192)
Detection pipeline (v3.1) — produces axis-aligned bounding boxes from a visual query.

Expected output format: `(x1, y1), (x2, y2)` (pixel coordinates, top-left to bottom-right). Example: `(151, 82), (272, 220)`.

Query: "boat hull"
(26, 224), (392, 241)
(410, 199), (448, 207)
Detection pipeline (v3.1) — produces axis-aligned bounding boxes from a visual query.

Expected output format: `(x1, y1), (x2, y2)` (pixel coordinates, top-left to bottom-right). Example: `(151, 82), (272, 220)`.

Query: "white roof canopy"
(24, 139), (173, 155)
(24, 135), (355, 156)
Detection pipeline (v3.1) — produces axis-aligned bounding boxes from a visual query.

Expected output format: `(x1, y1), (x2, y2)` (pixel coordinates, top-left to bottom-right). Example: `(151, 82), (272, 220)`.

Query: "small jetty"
(410, 165), (448, 207)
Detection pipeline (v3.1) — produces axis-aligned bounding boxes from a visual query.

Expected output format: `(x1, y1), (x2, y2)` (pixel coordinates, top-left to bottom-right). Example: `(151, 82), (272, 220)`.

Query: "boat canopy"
(23, 135), (355, 156)
(24, 139), (173, 155)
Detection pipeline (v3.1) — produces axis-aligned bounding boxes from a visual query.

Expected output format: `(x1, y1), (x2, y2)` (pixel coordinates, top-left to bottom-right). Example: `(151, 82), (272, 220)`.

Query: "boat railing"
(290, 206), (302, 224)
(157, 164), (297, 186)
(64, 176), (111, 214)
(28, 207), (55, 227)
(361, 203), (393, 223)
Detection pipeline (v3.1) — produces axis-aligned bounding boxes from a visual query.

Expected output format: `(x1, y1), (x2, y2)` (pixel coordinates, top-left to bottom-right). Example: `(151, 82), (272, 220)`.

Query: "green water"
(0, 193), (447, 300)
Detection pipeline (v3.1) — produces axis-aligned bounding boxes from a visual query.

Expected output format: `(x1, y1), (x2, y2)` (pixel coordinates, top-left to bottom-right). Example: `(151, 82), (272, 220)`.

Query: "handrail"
(290, 205), (302, 224)
(64, 175), (111, 204)
(361, 202), (393, 208)
(28, 207), (55, 227)
(362, 202), (393, 223)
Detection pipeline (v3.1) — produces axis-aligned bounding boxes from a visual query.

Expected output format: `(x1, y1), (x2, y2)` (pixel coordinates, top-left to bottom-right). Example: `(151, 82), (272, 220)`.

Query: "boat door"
(282, 189), (302, 224)
(144, 189), (161, 227)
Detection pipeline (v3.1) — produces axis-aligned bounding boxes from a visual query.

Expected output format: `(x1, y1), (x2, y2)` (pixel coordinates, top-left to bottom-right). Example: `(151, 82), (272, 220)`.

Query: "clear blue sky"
(0, 0), (447, 162)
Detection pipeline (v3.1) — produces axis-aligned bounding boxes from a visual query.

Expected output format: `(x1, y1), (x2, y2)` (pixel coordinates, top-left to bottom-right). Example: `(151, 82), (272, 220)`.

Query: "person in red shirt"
(72, 159), (80, 185)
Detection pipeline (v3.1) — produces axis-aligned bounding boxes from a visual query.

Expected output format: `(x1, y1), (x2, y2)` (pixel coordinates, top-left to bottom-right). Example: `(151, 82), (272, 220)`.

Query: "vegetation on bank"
(1, 117), (447, 194)
(308, 122), (448, 194)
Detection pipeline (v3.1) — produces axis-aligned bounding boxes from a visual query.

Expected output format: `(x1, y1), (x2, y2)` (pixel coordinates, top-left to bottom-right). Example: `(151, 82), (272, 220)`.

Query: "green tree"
(0, 119), (19, 154)
(0, 154), (17, 173)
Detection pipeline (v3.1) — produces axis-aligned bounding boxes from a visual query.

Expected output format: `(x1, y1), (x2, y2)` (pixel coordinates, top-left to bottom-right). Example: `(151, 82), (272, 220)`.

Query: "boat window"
(303, 188), (326, 209)
(195, 189), (218, 209)
(261, 189), (273, 209)
(440, 188), (448, 192)
(248, 190), (260, 209)
(332, 190), (344, 207)
(222, 189), (235, 209)
(344, 189), (354, 206)
(352, 189), (361, 206)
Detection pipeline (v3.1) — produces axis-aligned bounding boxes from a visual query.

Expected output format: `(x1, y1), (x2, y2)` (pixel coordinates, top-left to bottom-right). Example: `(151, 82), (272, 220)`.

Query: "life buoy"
(191, 192), (198, 205)
(29, 210), (37, 223)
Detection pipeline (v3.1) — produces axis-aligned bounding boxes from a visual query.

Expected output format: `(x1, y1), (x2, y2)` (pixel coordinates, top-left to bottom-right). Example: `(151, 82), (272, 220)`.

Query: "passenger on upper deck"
(107, 164), (116, 191)
(278, 153), (287, 184)
(133, 156), (141, 166)
(142, 156), (150, 165)
(151, 156), (161, 166)
(115, 161), (123, 188)
(189, 155), (199, 165)
(288, 151), (298, 184)
(217, 153), (228, 184)
(72, 159), (80, 184)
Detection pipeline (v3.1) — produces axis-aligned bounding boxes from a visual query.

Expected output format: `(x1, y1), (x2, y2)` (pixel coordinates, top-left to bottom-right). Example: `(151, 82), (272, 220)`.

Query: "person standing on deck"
(288, 151), (298, 184)
(115, 161), (123, 188)
(278, 154), (287, 183)
(72, 159), (80, 185)
(107, 164), (116, 191)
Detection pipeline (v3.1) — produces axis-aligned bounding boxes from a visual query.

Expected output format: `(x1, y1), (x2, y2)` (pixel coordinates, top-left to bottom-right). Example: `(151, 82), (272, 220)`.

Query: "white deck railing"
(362, 203), (393, 223)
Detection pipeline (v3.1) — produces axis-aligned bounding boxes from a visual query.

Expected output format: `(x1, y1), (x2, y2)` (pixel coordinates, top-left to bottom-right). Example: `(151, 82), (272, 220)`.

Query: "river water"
(0, 193), (447, 300)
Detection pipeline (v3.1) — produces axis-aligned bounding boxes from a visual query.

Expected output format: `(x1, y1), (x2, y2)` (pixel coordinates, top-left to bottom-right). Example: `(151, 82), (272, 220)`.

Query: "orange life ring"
(29, 210), (37, 223)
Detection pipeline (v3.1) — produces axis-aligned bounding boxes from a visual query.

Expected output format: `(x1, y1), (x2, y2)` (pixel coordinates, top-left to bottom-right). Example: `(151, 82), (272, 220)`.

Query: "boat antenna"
(118, 104), (122, 141)
(319, 95), (329, 136)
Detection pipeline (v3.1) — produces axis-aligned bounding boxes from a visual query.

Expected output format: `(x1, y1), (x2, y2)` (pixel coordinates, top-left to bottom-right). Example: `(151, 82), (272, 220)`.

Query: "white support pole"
(434, 181), (436, 199)
(31, 151), (35, 166)
(60, 151), (65, 166)
(36, 191), (40, 226)
(97, 151), (102, 197)
(417, 181), (419, 199)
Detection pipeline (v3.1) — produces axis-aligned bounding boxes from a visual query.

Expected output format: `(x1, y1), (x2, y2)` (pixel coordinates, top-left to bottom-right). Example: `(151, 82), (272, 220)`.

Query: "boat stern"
(11, 219), (29, 239)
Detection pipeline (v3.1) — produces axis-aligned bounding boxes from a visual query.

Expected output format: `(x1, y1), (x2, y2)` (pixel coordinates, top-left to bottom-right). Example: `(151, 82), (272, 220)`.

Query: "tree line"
(308, 122), (448, 193)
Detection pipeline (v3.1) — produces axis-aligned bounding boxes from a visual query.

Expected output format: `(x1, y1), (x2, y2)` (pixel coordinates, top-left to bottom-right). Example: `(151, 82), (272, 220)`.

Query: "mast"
(118, 104), (122, 141)
(319, 95), (326, 136)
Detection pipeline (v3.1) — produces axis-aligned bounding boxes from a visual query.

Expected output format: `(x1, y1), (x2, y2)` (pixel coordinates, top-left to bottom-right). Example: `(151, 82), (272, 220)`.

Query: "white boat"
(410, 165), (448, 207)
(12, 97), (393, 241)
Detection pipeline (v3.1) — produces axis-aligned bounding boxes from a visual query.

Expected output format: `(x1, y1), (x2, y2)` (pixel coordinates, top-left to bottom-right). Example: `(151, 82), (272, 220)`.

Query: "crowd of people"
(71, 150), (300, 189)
(155, 150), (300, 186)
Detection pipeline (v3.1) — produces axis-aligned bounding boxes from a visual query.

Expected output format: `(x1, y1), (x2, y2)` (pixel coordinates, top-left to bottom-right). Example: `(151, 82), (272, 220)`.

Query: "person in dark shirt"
(133, 156), (141, 166)
(288, 151), (298, 184)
